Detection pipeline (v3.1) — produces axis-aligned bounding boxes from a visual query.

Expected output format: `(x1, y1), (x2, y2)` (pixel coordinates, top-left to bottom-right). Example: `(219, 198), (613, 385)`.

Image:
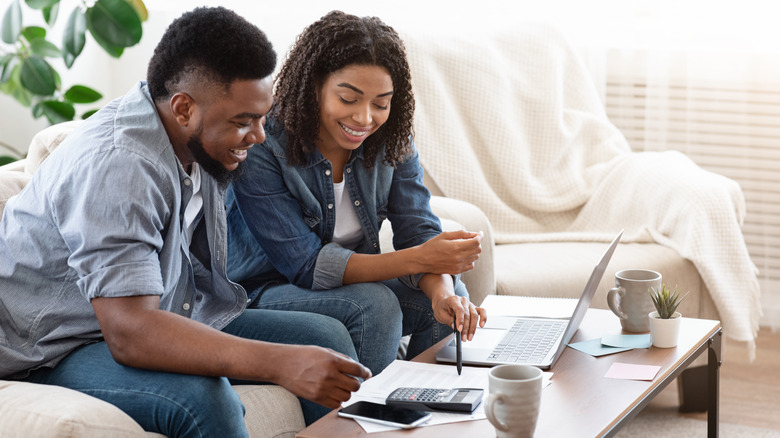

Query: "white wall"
(2, 0), (543, 153)
(2, 0), (778, 154)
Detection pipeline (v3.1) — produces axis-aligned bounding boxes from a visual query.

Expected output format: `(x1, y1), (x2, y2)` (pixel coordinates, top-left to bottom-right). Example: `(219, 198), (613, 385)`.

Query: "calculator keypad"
(390, 388), (454, 402)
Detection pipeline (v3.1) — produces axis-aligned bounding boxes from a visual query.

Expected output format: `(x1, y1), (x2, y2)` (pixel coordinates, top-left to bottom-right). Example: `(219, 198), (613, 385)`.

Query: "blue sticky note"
(601, 334), (652, 349)
(568, 338), (633, 357)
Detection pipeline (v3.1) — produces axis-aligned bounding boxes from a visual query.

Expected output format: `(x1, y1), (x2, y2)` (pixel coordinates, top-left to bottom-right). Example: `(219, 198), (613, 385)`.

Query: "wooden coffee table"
(297, 308), (721, 437)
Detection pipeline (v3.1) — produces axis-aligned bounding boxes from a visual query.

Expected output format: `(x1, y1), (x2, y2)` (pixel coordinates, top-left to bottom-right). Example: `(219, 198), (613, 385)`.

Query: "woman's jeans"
(22, 308), (358, 437)
(253, 278), (468, 373)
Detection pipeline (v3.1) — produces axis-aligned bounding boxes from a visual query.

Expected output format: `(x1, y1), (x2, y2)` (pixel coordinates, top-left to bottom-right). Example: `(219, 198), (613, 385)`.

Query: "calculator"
(385, 387), (484, 413)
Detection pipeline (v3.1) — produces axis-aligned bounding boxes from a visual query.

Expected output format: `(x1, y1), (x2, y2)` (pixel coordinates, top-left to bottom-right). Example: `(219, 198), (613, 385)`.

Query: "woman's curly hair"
(273, 10), (415, 168)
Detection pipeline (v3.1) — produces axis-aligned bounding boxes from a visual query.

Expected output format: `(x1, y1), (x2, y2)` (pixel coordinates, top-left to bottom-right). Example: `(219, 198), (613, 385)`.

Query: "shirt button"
(328, 204), (333, 209)
(325, 170), (331, 176)
(184, 179), (191, 187)
(182, 303), (190, 311)
(354, 200), (360, 206)
(346, 168), (351, 173)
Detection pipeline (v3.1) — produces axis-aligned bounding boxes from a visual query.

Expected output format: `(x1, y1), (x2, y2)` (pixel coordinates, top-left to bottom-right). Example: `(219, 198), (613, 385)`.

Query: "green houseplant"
(0, 0), (147, 164)
(649, 283), (688, 319)
(648, 283), (688, 348)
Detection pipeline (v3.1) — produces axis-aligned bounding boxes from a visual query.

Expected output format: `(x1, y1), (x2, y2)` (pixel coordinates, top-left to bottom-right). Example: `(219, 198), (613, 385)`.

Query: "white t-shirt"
(332, 180), (363, 250)
(183, 162), (203, 245)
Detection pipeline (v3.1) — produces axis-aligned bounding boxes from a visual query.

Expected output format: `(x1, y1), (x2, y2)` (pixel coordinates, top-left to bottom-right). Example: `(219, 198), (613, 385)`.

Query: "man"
(0, 7), (370, 436)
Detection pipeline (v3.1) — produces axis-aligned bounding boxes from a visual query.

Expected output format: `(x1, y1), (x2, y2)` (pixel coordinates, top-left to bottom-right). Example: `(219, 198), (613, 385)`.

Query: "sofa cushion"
(0, 381), (306, 438)
(0, 170), (30, 217)
(0, 380), (147, 438)
(234, 385), (306, 438)
(24, 121), (80, 175)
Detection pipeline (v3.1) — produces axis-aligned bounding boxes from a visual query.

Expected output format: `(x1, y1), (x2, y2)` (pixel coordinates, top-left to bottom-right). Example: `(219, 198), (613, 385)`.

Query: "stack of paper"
(343, 360), (552, 433)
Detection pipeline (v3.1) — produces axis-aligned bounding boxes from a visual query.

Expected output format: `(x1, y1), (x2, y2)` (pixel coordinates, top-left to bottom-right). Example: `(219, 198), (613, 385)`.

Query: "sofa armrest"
(377, 196), (496, 305)
(429, 196), (496, 305)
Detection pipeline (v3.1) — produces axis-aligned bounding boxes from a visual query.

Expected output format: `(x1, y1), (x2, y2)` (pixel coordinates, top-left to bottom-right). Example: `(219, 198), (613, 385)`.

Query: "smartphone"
(338, 401), (432, 429)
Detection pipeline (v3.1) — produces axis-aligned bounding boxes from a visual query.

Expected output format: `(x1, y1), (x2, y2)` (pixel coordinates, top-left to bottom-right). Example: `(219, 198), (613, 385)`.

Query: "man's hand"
(92, 295), (371, 409)
(273, 345), (371, 409)
(415, 230), (482, 275)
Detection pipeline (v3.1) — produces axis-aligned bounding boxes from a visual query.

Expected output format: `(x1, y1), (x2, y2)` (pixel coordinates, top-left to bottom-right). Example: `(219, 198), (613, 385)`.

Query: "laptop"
(436, 230), (623, 370)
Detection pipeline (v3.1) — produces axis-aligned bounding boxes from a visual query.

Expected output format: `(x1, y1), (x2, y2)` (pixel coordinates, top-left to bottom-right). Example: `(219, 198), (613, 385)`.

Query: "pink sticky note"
(604, 362), (661, 381)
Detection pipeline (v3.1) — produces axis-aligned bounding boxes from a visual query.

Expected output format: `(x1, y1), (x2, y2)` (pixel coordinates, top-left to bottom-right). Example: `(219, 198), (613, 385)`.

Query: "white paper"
(342, 360), (552, 433)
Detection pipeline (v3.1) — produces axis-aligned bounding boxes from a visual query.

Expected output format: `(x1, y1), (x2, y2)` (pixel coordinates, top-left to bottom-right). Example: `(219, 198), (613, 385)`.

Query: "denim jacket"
(226, 117), (444, 299)
(0, 82), (246, 378)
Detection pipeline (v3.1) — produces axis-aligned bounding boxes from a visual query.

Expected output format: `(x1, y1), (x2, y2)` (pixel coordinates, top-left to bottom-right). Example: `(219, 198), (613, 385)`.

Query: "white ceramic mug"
(607, 269), (661, 333)
(485, 364), (543, 438)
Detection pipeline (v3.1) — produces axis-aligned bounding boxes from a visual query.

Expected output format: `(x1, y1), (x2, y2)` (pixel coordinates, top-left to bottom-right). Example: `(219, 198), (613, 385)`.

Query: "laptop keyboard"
(488, 318), (567, 363)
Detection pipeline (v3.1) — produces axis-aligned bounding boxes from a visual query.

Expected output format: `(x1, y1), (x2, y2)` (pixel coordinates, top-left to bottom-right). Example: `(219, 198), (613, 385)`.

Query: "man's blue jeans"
(253, 278), (467, 371)
(22, 308), (358, 437)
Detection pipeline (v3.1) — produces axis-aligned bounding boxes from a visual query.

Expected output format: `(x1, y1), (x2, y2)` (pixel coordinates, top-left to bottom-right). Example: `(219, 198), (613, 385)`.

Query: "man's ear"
(170, 92), (195, 127)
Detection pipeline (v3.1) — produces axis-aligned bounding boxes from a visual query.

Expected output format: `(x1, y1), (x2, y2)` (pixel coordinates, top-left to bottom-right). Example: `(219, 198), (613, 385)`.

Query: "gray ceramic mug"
(607, 269), (661, 332)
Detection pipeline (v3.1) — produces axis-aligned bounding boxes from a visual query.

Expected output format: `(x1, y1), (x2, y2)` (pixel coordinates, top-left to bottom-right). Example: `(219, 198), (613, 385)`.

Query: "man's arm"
(92, 295), (371, 408)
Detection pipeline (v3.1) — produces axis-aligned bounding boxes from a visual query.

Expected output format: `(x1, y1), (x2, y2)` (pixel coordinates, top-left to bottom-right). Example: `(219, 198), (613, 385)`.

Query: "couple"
(0, 6), (486, 437)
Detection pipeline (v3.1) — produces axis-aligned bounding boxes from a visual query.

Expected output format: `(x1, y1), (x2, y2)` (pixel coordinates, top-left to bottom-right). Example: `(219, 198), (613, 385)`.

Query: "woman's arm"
(342, 229), (482, 284)
(417, 273), (487, 340)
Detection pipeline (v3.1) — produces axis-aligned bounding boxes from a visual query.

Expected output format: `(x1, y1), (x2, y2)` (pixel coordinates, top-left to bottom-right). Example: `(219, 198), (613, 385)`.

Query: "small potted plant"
(648, 284), (688, 348)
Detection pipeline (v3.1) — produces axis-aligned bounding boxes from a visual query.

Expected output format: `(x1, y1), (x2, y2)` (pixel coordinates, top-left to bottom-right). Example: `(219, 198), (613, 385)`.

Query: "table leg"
(708, 331), (722, 438)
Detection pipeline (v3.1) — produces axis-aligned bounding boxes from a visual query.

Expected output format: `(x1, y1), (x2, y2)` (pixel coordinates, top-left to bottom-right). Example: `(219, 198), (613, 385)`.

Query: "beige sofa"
(0, 22), (740, 437)
(0, 114), (716, 438)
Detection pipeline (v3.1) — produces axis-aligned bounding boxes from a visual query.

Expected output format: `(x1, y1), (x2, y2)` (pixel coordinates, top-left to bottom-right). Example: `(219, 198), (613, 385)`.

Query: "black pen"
(454, 314), (462, 375)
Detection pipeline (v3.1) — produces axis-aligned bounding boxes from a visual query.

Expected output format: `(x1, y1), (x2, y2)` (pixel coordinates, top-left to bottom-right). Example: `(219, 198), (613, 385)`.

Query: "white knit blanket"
(400, 23), (761, 353)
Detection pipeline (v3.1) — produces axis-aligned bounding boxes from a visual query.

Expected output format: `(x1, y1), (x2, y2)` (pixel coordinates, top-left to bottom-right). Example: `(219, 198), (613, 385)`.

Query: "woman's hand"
(431, 294), (487, 341)
(415, 230), (482, 275)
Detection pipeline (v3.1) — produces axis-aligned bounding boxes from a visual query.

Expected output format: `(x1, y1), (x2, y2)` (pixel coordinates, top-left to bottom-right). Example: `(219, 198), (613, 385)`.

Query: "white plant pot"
(648, 311), (681, 348)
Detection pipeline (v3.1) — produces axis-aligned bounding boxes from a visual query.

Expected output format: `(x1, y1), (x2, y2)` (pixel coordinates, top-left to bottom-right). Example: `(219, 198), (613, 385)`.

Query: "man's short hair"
(147, 7), (276, 102)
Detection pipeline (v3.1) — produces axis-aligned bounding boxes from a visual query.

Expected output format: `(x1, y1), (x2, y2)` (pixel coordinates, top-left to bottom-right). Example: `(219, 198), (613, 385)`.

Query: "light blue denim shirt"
(226, 116), (447, 299)
(0, 82), (246, 379)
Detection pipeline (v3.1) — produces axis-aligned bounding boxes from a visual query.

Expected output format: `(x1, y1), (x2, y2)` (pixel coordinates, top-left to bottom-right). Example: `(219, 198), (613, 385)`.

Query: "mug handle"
(485, 393), (509, 432)
(607, 286), (627, 320)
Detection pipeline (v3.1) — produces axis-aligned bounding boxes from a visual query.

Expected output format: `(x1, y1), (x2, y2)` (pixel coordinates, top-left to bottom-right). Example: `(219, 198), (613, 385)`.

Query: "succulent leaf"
(649, 284), (688, 319)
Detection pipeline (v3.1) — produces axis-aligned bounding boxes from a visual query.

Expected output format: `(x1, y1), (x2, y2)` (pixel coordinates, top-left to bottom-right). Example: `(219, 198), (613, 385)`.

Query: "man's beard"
(187, 133), (244, 185)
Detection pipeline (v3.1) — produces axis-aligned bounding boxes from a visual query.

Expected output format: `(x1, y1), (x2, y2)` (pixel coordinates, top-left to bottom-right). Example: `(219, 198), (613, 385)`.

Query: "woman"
(226, 10), (486, 375)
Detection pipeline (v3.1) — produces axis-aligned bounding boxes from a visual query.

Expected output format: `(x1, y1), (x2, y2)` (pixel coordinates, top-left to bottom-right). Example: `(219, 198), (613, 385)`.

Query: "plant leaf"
(63, 7), (87, 67)
(20, 56), (56, 95)
(0, 55), (15, 84)
(64, 85), (102, 103)
(42, 1), (59, 26)
(0, 156), (18, 166)
(0, 63), (33, 106)
(87, 0), (142, 48)
(38, 100), (75, 124)
(125, 0), (147, 22)
(24, 0), (59, 10)
(2, 0), (22, 44)
(86, 26), (124, 57)
(29, 38), (62, 58)
(81, 109), (98, 119)
(21, 25), (46, 41)
(32, 101), (45, 118)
